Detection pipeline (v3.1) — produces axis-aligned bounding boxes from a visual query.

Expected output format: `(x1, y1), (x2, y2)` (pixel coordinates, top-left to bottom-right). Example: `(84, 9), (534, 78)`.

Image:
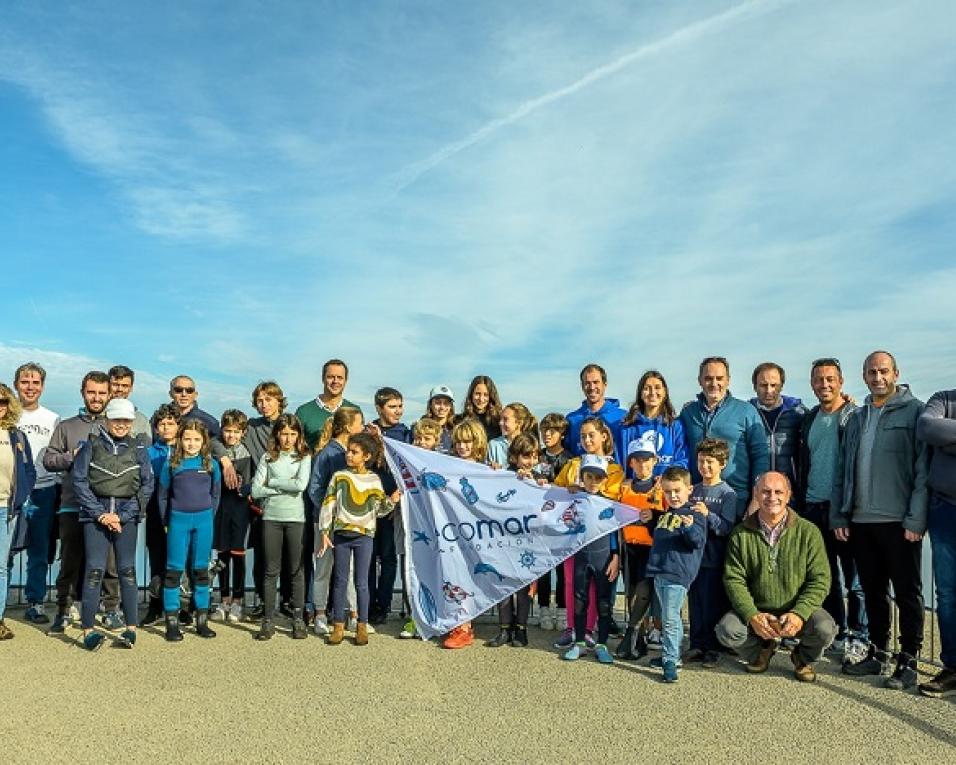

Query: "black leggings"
(262, 521), (304, 617)
(218, 550), (246, 600)
(573, 548), (614, 645)
(499, 585), (531, 627)
(535, 564), (566, 608)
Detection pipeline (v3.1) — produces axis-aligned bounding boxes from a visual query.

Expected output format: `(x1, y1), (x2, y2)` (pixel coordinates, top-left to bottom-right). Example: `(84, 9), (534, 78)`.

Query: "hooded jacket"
(616, 413), (688, 477)
(750, 394), (806, 487)
(3, 428), (36, 518)
(916, 389), (956, 505)
(831, 384), (929, 534)
(72, 426), (154, 524)
(564, 397), (627, 462)
(42, 408), (107, 510)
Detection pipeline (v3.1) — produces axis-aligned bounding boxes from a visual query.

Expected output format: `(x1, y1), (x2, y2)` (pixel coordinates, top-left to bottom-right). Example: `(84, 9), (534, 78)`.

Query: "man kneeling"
(717, 471), (837, 682)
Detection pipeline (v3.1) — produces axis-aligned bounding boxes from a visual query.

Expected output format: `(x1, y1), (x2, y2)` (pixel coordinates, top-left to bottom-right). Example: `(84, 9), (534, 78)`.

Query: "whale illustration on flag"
(384, 437), (642, 640)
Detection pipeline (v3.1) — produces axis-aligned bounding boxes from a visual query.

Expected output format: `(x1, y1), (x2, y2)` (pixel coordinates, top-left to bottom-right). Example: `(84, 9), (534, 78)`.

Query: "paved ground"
(3, 606), (954, 763)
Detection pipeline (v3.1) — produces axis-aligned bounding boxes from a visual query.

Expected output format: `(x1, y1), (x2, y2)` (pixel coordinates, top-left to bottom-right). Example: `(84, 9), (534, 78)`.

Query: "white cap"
(428, 385), (454, 402)
(105, 398), (136, 421)
(627, 432), (658, 459)
(580, 454), (609, 476)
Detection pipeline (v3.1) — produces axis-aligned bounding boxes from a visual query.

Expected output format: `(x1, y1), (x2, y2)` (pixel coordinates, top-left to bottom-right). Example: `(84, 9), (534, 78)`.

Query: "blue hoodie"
(646, 504), (707, 588)
(616, 414), (689, 477)
(564, 397), (627, 461)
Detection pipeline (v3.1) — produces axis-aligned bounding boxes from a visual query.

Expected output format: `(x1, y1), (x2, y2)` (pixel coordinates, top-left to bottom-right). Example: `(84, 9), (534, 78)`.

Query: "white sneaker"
(69, 604), (81, 622)
(538, 606), (554, 631)
(314, 616), (330, 636)
(346, 615), (357, 632)
(228, 602), (243, 623)
(366, 623), (376, 634)
(211, 604), (227, 621)
(646, 628), (663, 649)
(553, 607), (568, 631)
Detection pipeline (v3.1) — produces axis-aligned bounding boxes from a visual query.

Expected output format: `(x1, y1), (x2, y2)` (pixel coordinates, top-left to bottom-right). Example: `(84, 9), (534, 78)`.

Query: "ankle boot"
(634, 630), (649, 659)
(164, 612), (184, 642)
(615, 626), (637, 659)
(142, 600), (164, 626)
(328, 621), (345, 645)
(487, 627), (512, 648)
(512, 625), (529, 647)
(355, 622), (369, 646)
(195, 610), (217, 638)
(255, 620), (275, 641)
(291, 609), (307, 640)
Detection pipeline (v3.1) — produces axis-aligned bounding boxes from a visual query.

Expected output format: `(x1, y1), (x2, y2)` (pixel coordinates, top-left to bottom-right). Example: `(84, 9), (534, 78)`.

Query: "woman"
(616, 370), (688, 477)
(0, 385), (36, 640)
(457, 375), (503, 440)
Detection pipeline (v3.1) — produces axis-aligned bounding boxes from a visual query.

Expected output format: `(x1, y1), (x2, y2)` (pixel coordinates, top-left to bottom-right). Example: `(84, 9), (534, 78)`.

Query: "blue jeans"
(0, 507), (11, 618)
(81, 520), (138, 629)
(928, 494), (956, 669)
(655, 579), (688, 665)
(164, 509), (213, 612)
(332, 533), (373, 623)
(23, 486), (57, 604)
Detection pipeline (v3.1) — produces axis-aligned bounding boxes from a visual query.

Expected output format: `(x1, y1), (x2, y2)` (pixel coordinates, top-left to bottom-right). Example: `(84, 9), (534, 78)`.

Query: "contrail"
(393, 0), (789, 192)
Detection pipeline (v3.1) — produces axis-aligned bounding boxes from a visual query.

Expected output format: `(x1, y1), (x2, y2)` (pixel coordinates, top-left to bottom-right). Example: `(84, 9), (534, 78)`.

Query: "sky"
(1, 0), (954, 421)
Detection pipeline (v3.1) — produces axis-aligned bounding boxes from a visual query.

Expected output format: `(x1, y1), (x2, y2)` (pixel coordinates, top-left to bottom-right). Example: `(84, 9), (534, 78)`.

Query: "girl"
(425, 385), (455, 453)
(0, 386), (36, 641)
(458, 375), (503, 439)
(319, 433), (396, 646)
(308, 406), (364, 636)
(72, 398), (151, 650)
(158, 420), (222, 642)
(616, 370), (688, 476)
(251, 414), (312, 640)
(487, 433), (540, 648)
(142, 404), (180, 626)
(212, 410), (253, 623)
(487, 402), (537, 468)
(553, 416), (624, 650)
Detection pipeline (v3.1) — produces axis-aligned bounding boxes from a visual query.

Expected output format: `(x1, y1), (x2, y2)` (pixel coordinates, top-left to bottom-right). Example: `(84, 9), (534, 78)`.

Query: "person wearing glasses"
(798, 358), (867, 664)
(168, 375), (220, 438)
(680, 357), (770, 522)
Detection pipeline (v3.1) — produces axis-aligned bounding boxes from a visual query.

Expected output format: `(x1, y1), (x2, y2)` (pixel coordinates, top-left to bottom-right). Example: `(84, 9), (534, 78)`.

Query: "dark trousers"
(218, 550), (246, 599)
(332, 533), (373, 623)
(369, 515), (397, 613)
(851, 521), (924, 656)
(262, 521), (304, 617)
(688, 565), (729, 652)
(928, 495), (956, 668)
(717, 608), (837, 664)
(145, 509), (167, 605)
(535, 571), (552, 608)
(624, 543), (653, 628)
(803, 501), (868, 639)
(55, 512), (84, 610)
(81, 521), (138, 629)
(249, 516), (265, 599)
(554, 561), (566, 609)
(498, 585), (531, 627)
(573, 549), (614, 645)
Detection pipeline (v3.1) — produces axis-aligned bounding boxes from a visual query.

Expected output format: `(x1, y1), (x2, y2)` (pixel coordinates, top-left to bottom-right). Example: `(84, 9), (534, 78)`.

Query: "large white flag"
(384, 438), (642, 639)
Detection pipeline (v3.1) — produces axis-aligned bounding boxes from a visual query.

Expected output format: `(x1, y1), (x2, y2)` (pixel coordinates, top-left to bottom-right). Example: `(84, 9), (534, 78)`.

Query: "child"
(251, 414), (312, 640)
(307, 406), (364, 636)
(685, 438), (737, 667)
(212, 410), (253, 623)
(72, 398), (152, 650)
(319, 433), (397, 646)
(615, 432), (665, 659)
(533, 413), (573, 630)
(487, 402), (537, 468)
(158, 419), (222, 642)
(646, 466), (707, 683)
(487, 433), (540, 648)
(441, 418), (489, 649)
(553, 416), (624, 649)
(561, 454), (620, 664)
(142, 404), (180, 626)
(398, 418), (443, 639)
(425, 385), (455, 453)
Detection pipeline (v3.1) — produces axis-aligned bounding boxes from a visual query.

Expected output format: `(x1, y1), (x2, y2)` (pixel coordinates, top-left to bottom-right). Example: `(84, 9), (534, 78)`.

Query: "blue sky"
(1, 0), (954, 420)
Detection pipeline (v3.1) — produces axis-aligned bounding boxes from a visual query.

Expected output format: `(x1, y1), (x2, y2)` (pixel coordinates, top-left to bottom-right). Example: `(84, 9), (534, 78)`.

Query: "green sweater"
(722, 511), (831, 623)
(294, 398), (362, 450)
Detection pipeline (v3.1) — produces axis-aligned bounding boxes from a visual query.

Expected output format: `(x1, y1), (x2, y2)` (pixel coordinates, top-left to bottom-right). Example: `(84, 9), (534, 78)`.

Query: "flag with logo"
(384, 438), (642, 640)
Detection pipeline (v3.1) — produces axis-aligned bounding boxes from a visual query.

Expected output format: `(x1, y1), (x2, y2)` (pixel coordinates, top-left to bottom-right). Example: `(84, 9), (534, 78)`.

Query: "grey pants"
(716, 608), (838, 664)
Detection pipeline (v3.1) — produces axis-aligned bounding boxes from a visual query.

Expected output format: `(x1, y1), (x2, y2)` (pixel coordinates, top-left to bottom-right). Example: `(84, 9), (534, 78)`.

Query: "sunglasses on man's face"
(173, 386), (195, 394)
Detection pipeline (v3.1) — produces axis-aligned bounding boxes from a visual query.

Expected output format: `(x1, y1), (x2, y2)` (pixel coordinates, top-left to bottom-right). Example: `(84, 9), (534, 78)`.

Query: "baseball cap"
(579, 454), (609, 476)
(428, 385), (454, 402)
(105, 398), (136, 421)
(627, 432), (658, 459)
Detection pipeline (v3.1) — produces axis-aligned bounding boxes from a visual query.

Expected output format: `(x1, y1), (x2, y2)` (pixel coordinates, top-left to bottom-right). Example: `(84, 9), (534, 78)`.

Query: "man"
(13, 363), (60, 624)
(108, 365), (151, 440)
(681, 357), (770, 520)
(168, 375), (220, 438)
(750, 362), (806, 488)
(798, 358), (867, 661)
(916, 387), (956, 698)
(564, 363), (627, 461)
(832, 350), (929, 690)
(717, 472), (836, 682)
(295, 359), (361, 450)
(42, 371), (121, 632)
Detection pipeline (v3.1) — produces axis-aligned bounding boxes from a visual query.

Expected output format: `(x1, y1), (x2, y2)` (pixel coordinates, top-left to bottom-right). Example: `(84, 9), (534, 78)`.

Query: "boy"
(686, 438), (738, 667)
(615, 432), (665, 659)
(646, 466), (707, 683)
(368, 387), (412, 625)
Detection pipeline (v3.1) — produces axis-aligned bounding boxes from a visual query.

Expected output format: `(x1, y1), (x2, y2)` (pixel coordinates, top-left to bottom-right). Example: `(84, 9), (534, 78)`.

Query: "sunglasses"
(173, 386), (196, 394)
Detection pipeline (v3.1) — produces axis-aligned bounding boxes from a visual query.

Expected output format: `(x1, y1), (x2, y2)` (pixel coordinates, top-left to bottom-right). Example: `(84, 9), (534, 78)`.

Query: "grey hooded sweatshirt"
(917, 389), (956, 504)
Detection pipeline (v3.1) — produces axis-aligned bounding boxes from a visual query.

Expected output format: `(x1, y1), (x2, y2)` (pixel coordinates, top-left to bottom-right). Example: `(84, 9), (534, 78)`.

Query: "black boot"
(843, 645), (891, 676)
(512, 625), (529, 647)
(178, 608), (193, 626)
(195, 610), (217, 638)
(164, 612), (184, 642)
(634, 630), (648, 660)
(142, 599), (164, 626)
(486, 627), (512, 647)
(291, 609), (307, 639)
(885, 652), (919, 690)
(615, 626), (637, 659)
(255, 620), (275, 641)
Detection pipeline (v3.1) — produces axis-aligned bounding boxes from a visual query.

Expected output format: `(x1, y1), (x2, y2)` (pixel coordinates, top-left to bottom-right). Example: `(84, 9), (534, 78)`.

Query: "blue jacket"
(308, 440), (347, 508)
(564, 398), (627, 461)
(749, 395), (806, 487)
(374, 421), (411, 496)
(680, 393), (770, 520)
(72, 428), (153, 524)
(616, 414), (689, 477)
(4, 428), (36, 517)
(158, 455), (222, 524)
(646, 504), (707, 588)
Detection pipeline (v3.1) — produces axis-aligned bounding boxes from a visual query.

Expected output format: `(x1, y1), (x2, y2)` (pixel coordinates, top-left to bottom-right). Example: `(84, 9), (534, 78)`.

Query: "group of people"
(0, 353), (953, 697)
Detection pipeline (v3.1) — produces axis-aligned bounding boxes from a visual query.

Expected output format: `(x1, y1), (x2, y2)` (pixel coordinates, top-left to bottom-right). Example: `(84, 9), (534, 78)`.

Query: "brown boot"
(791, 650), (817, 682)
(355, 622), (369, 646)
(0, 620), (13, 640)
(327, 622), (345, 645)
(746, 639), (778, 673)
